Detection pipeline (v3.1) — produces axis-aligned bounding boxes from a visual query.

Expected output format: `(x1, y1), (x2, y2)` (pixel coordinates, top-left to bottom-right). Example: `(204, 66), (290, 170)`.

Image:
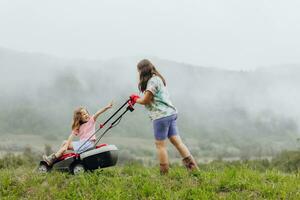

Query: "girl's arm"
(136, 91), (153, 105)
(93, 101), (113, 121)
(66, 133), (74, 148)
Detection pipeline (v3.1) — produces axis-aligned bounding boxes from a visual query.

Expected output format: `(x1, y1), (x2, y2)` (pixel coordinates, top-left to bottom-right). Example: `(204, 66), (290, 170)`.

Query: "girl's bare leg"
(54, 140), (74, 158)
(169, 135), (199, 171)
(43, 140), (74, 165)
(155, 140), (169, 174)
(168, 135), (190, 158)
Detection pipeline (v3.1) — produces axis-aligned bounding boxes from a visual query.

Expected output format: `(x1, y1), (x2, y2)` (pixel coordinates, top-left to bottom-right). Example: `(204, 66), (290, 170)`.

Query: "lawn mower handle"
(77, 98), (134, 153)
(93, 103), (134, 147)
(99, 99), (130, 128)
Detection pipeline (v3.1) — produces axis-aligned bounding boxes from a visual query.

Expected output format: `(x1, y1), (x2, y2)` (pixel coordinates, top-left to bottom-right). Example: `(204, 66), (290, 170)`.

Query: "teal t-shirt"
(145, 75), (177, 120)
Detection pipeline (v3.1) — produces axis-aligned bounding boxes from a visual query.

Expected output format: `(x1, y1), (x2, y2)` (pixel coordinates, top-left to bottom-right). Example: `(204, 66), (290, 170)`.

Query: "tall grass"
(1, 164), (300, 199)
(1, 150), (300, 199)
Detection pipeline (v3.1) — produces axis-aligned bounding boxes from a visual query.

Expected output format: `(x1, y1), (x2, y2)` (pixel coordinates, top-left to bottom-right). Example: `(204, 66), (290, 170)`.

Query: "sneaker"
(182, 155), (199, 171)
(160, 163), (169, 175)
(43, 153), (57, 166)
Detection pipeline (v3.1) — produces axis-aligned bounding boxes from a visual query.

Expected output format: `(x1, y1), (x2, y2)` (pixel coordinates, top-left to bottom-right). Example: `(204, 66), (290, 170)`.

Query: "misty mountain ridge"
(1, 47), (300, 157)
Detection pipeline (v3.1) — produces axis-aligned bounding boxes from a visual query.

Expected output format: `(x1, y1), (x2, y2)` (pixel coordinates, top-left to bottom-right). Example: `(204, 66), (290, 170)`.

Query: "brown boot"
(182, 155), (199, 171)
(43, 153), (57, 166)
(160, 163), (169, 175)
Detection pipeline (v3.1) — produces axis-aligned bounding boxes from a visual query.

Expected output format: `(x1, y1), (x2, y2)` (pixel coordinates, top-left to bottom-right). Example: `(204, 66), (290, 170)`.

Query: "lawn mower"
(38, 99), (134, 175)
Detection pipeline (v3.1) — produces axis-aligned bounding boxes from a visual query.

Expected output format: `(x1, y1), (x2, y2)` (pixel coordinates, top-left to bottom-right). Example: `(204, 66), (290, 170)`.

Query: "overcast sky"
(0, 0), (299, 70)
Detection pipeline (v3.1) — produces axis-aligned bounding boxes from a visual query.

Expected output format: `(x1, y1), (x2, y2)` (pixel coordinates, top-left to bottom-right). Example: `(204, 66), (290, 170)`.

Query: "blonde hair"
(71, 107), (87, 131)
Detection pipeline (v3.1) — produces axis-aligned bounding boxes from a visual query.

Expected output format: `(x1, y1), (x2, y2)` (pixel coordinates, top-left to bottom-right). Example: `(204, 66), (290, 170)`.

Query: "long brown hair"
(137, 59), (166, 92)
(71, 107), (88, 131)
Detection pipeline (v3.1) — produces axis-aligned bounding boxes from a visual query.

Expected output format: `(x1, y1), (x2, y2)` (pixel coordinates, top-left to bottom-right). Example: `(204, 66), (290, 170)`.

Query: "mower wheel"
(71, 163), (86, 175)
(37, 162), (51, 173)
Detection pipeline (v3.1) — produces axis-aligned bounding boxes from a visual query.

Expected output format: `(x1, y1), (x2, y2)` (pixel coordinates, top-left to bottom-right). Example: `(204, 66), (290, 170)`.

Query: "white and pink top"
(72, 116), (96, 141)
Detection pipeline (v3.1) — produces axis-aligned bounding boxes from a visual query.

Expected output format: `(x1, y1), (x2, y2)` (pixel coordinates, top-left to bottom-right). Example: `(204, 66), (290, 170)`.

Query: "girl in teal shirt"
(130, 59), (198, 174)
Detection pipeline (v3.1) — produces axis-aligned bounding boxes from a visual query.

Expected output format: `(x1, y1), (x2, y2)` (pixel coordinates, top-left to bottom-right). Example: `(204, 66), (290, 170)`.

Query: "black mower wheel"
(37, 162), (51, 173)
(71, 163), (86, 175)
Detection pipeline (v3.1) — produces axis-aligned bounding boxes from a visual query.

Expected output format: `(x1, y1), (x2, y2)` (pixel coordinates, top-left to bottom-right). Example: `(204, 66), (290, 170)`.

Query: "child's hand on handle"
(130, 94), (140, 105)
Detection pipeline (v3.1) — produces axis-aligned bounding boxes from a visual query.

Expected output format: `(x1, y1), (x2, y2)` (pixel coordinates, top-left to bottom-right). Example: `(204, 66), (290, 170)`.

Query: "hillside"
(1, 164), (300, 199)
(1, 147), (299, 199)
(1, 47), (300, 158)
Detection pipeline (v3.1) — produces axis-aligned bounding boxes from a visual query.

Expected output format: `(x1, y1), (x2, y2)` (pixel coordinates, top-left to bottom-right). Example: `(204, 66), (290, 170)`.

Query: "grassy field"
(1, 163), (300, 200)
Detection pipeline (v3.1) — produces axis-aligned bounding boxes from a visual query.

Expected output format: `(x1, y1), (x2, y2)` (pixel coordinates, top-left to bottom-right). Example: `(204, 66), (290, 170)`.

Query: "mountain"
(1, 47), (300, 157)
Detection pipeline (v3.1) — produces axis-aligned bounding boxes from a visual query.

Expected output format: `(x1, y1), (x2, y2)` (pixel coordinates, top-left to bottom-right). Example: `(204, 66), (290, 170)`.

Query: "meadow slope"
(1, 164), (300, 200)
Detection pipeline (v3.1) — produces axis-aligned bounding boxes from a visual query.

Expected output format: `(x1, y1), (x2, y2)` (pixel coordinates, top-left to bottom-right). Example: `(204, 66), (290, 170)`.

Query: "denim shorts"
(72, 140), (94, 153)
(153, 114), (179, 140)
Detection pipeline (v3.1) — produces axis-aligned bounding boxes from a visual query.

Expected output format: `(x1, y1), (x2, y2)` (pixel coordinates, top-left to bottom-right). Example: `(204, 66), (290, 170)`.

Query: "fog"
(1, 1), (300, 159)
(1, 48), (299, 159)
(0, 0), (300, 70)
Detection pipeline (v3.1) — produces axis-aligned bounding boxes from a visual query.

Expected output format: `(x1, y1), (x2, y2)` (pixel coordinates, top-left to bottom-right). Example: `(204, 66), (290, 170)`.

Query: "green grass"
(1, 164), (300, 200)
